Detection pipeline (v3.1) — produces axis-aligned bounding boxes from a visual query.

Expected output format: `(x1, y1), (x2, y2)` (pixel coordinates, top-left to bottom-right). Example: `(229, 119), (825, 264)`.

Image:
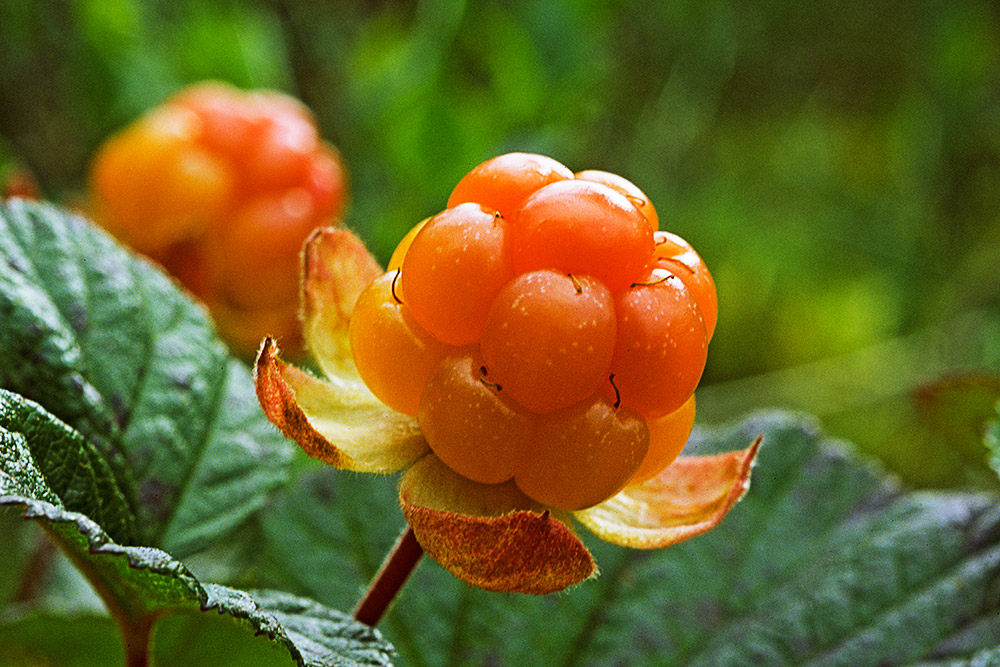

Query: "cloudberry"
(350, 153), (714, 510)
(89, 81), (347, 356)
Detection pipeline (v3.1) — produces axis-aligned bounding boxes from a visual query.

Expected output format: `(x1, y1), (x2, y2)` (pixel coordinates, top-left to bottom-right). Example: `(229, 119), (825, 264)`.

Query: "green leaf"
(0, 389), (394, 667)
(0, 199), (294, 554)
(254, 411), (1000, 666)
(988, 401), (1000, 482)
(0, 387), (134, 545)
(0, 609), (381, 667)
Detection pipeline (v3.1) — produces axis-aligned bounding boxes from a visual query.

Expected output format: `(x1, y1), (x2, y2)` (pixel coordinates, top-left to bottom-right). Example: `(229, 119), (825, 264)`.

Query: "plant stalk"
(122, 616), (154, 667)
(353, 526), (423, 627)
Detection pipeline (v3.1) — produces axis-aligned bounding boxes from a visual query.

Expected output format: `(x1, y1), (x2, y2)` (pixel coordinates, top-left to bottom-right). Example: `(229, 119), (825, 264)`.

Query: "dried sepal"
(301, 227), (383, 379)
(254, 337), (428, 473)
(574, 437), (761, 549)
(400, 455), (596, 594)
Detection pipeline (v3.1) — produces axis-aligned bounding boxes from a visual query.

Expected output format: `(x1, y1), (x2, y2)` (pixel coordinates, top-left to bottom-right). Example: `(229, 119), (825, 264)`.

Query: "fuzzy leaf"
(254, 411), (1000, 666)
(0, 199), (293, 554)
(0, 389), (393, 667)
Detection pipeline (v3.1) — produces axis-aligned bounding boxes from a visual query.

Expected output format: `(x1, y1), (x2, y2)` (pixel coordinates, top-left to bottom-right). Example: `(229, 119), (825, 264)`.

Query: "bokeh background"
(2, 0), (1000, 486)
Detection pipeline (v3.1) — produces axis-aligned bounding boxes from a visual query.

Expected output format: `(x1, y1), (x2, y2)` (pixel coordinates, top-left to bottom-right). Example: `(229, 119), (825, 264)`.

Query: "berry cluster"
(350, 153), (716, 510)
(89, 82), (346, 354)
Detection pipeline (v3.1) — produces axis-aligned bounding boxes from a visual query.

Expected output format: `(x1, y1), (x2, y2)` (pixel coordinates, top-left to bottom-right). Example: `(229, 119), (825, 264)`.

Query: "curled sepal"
(400, 455), (596, 594)
(254, 337), (429, 473)
(574, 437), (761, 549)
(302, 227), (383, 379)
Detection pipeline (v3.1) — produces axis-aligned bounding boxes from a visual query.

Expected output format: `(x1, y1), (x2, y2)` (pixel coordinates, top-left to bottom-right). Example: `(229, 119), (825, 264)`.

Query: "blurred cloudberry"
(89, 82), (347, 356)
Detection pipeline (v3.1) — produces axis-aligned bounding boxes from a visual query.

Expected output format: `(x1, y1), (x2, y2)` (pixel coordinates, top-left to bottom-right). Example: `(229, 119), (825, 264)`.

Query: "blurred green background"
(2, 0), (1000, 486)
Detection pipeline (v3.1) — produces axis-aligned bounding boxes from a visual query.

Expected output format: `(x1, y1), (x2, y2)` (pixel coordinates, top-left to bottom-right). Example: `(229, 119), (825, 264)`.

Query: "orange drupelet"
(575, 169), (659, 233)
(400, 203), (513, 346)
(349, 272), (451, 417)
(480, 270), (616, 415)
(419, 354), (531, 485)
(628, 395), (697, 486)
(606, 266), (708, 419)
(510, 179), (654, 292)
(516, 393), (649, 510)
(448, 152), (574, 220)
(652, 231), (718, 340)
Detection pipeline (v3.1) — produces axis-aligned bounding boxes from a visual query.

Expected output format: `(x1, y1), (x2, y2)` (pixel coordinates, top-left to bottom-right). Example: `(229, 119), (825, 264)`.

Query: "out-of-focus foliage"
(1, 0), (999, 485)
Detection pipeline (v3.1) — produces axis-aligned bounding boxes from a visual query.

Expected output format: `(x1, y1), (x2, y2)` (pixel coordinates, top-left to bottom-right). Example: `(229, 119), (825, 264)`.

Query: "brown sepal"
(400, 456), (596, 594)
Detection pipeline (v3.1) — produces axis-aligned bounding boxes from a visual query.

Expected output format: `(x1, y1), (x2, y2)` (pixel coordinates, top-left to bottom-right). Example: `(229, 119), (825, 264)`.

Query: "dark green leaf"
(0, 610), (368, 667)
(0, 506), (37, 604)
(254, 411), (1000, 666)
(0, 388), (133, 544)
(0, 199), (294, 554)
(988, 402), (1000, 482)
(233, 588), (396, 667)
(909, 647), (1000, 667)
(0, 388), (394, 667)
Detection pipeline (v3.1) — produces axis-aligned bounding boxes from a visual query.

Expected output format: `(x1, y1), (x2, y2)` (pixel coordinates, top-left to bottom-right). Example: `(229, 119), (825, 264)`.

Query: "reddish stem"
(353, 527), (423, 627)
(12, 537), (56, 603)
(122, 617), (154, 667)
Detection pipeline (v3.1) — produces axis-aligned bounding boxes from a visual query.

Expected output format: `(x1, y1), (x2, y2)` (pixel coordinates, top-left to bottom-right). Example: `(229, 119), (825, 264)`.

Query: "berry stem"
(123, 617), (155, 667)
(353, 526), (424, 627)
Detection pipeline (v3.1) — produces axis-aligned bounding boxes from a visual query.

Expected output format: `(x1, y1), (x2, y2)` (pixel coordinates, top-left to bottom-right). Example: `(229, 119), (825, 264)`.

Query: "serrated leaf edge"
(0, 494), (392, 667)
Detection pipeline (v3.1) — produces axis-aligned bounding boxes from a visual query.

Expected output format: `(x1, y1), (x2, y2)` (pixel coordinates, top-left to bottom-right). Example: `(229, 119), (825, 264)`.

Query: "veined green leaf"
(0, 387), (133, 546)
(0, 199), (293, 554)
(0, 389), (393, 667)
(0, 608), (386, 667)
